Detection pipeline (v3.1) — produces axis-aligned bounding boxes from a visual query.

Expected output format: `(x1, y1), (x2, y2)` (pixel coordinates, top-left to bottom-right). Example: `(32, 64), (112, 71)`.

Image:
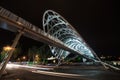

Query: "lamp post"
(0, 46), (12, 63)
(0, 46), (13, 75)
(1, 46), (13, 63)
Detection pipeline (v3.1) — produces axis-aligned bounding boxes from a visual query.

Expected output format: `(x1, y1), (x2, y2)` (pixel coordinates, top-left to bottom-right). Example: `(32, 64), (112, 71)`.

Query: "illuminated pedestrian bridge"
(0, 6), (120, 71)
(0, 6), (98, 66)
(43, 10), (95, 61)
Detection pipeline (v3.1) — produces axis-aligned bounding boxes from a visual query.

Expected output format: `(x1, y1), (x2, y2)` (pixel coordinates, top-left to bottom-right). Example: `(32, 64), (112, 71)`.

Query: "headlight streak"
(32, 70), (85, 79)
(6, 63), (53, 71)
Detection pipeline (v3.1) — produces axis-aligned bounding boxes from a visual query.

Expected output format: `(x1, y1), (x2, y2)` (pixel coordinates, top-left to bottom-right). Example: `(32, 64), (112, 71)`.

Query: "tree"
(0, 50), (7, 62)
(28, 46), (40, 64)
(27, 45), (52, 65)
(11, 45), (22, 61)
(39, 44), (52, 64)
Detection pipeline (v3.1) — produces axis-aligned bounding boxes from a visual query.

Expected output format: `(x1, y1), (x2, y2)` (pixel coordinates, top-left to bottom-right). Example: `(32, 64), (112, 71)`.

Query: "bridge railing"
(0, 6), (64, 47)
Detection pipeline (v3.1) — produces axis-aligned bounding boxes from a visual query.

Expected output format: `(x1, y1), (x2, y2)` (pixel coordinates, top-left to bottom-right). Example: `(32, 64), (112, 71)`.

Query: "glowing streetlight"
(3, 46), (13, 51)
(35, 54), (39, 58)
(22, 56), (26, 60)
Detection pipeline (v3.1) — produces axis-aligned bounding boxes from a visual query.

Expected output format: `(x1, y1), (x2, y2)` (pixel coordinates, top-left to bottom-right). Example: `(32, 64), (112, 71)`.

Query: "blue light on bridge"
(43, 10), (96, 61)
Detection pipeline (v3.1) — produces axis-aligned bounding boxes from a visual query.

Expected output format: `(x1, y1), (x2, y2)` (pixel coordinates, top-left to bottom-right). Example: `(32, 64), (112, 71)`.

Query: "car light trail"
(6, 63), (53, 70)
(32, 70), (85, 78)
(6, 63), (84, 78)
(6, 63), (21, 69)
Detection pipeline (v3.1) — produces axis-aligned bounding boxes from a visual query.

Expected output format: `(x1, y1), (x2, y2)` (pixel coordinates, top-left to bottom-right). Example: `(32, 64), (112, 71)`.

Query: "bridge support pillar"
(0, 30), (24, 78)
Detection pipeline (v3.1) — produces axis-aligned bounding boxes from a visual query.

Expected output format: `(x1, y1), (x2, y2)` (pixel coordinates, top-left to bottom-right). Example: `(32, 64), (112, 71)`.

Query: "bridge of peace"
(0, 6), (120, 79)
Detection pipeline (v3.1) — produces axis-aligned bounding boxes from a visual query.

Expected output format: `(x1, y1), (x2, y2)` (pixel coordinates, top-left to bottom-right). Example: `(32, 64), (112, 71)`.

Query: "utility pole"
(0, 30), (24, 78)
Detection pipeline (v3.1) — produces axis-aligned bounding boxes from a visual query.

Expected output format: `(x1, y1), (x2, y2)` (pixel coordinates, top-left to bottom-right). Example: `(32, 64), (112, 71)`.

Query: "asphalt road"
(1, 68), (87, 80)
(0, 64), (120, 80)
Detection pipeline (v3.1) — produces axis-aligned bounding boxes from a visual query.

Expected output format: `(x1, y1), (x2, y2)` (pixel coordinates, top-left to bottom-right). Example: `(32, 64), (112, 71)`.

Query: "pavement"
(1, 69), (88, 80)
(0, 63), (120, 80)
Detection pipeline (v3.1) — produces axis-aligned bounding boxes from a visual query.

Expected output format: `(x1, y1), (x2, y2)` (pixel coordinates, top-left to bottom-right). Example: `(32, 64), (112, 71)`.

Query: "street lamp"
(0, 46), (13, 75)
(0, 46), (13, 61)
(3, 46), (13, 51)
(2, 46), (13, 58)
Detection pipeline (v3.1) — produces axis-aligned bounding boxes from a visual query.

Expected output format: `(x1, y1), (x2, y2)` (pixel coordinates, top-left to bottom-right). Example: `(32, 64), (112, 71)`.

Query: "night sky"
(0, 0), (120, 56)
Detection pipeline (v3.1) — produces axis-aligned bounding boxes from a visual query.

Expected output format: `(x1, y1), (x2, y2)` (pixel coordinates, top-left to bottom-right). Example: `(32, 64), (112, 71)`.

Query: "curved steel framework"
(0, 7), (120, 72)
(43, 10), (96, 61)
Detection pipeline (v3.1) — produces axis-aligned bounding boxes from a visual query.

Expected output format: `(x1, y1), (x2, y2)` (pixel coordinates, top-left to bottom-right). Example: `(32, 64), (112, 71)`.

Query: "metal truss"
(43, 10), (96, 61)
